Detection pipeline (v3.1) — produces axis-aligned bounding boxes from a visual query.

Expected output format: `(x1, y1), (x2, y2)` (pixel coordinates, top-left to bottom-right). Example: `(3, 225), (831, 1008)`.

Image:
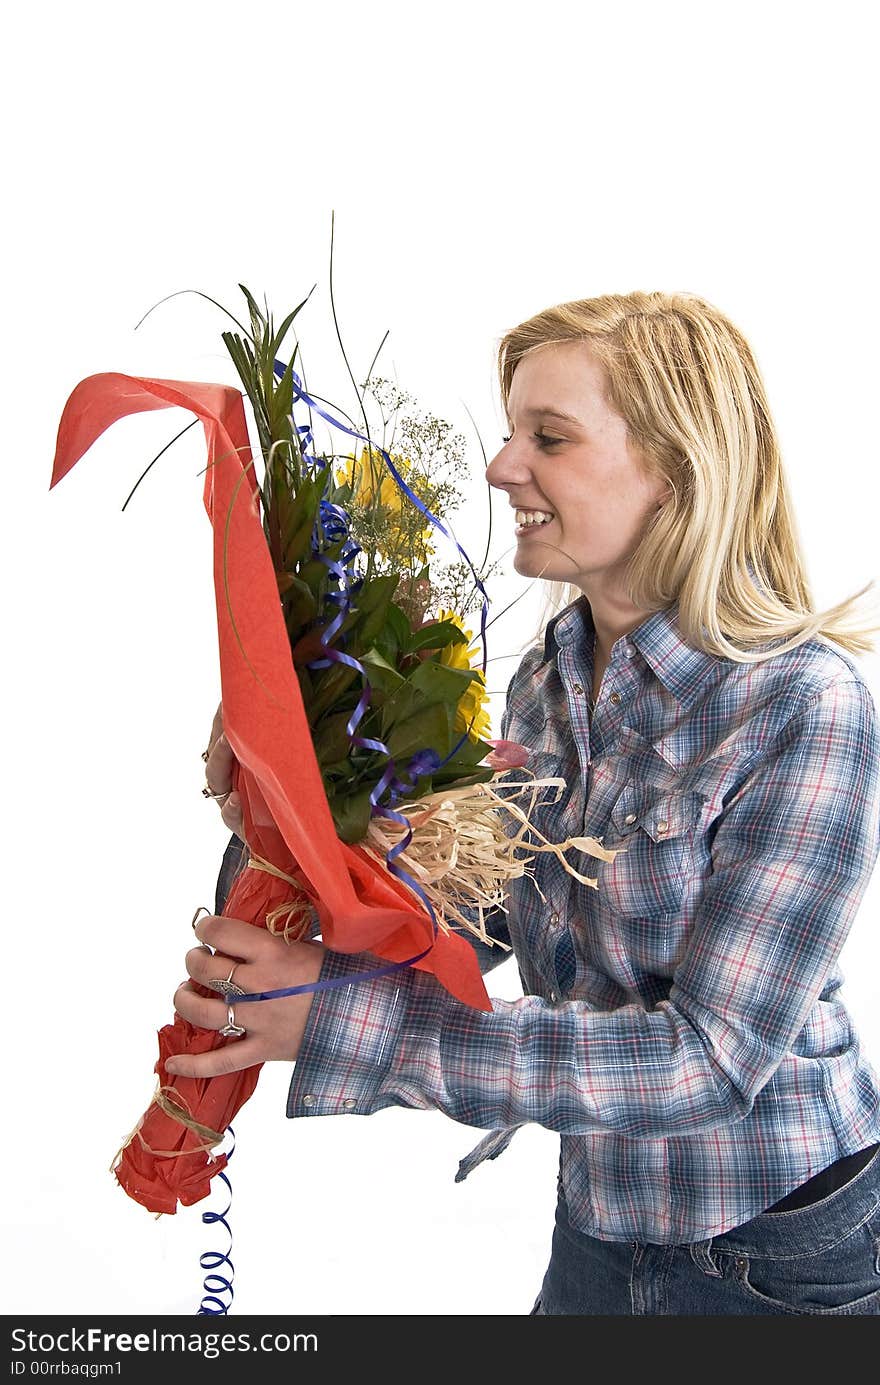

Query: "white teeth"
(515, 509), (554, 525)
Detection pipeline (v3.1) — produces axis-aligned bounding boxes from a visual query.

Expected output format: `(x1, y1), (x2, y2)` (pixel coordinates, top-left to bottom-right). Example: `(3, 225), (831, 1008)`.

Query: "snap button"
(624, 812), (637, 825)
(302, 1094), (316, 1107)
(609, 691), (621, 705)
(549, 910), (560, 927)
(549, 990), (557, 1002)
(657, 819), (669, 834)
(342, 1098), (357, 1110)
(572, 682), (584, 695)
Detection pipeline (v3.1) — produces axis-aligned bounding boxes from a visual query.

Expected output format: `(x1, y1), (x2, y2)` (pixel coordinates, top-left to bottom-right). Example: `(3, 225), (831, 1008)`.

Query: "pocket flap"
(610, 783), (703, 842)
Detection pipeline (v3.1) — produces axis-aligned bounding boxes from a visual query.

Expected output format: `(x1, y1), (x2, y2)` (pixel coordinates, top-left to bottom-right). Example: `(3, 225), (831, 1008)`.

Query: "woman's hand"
(203, 701), (246, 841)
(165, 914), (327, 1077)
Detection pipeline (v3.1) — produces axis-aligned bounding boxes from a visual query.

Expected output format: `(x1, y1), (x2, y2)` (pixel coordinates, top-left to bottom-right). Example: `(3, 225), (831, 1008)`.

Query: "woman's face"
(485, 340), (669, 595)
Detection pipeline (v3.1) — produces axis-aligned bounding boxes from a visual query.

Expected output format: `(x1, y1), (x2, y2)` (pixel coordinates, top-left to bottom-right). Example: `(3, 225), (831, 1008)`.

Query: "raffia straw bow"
(246, 853), (316, 941)
(360, 773), (624, 950)
(242, 773), (625, 952)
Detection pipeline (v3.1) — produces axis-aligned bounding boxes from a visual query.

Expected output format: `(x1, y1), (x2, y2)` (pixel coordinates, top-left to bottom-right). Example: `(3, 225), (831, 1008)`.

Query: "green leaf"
(385, 601), (414, 651)
(296, 557), (330, 596)
(285, 493), (321, 566)
(357, 595), (401, 653)
(282, 576), (318, 631)
(312, 709), (355, 766)
(359, 647), (405, 699)
(239, 284), (267, 347)
(373, 628), (400, 665)
(221, 330), (272, 459)
(308, 660), (362, 724)
(378, 661), (474, 742)
(352, 572), (400, 614)
(268, 291), (314, 363)
(406, 658), (480, 705)
(269, 350), (298, 431)
(407, 618), (468, 654)
(429, 764), (496, 790)
(385, 701), (454, 763)
(295, 665), (314, 704)
(329, 784), (375, 844)
(436, 734), (494, 769)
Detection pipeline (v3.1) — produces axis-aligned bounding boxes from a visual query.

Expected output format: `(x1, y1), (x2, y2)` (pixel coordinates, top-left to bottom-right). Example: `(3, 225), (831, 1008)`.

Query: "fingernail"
(219, 733), (228, 747)
(228, 793), (239, 810)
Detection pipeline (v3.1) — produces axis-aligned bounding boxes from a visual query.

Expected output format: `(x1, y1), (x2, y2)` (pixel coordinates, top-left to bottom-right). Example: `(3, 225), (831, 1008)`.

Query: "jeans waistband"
(709, 1145), (880, 1257)
(764, 1142), (880, 1214)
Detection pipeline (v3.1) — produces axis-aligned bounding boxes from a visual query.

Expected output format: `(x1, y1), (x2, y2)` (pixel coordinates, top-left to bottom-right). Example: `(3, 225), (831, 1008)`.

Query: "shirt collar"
(541, 593), (725, 709)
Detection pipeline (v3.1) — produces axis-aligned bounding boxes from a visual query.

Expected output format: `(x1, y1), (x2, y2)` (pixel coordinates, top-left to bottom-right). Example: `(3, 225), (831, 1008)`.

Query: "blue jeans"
(531, 1147), (880, 1315)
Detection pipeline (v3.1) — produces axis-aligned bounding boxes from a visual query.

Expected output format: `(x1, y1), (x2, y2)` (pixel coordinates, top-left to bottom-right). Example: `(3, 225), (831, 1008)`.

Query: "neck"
(578, 587), (652, 664)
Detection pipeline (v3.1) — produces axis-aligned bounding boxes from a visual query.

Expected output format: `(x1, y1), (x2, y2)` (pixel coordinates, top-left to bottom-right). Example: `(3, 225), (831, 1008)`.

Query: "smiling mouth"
(515, 516), (555, 536)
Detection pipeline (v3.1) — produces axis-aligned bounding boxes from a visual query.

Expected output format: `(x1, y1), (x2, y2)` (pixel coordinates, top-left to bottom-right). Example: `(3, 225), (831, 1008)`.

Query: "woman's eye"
(501, 433), (564, 449)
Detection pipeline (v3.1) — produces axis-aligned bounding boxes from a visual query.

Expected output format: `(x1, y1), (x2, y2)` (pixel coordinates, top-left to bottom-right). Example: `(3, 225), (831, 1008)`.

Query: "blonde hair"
(497, 291), (880, 663)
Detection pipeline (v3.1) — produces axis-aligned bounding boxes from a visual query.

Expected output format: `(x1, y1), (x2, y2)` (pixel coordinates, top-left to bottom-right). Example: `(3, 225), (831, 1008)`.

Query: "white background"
(2, 0), (878, 1317)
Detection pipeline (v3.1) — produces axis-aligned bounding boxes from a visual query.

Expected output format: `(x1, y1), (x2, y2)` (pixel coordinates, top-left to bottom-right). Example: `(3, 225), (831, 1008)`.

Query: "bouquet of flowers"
(50, 280), (618, 1218)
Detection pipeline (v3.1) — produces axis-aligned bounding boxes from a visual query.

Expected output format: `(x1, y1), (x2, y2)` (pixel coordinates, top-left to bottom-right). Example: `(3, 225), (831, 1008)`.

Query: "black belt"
(764, 1142), (879, 1214)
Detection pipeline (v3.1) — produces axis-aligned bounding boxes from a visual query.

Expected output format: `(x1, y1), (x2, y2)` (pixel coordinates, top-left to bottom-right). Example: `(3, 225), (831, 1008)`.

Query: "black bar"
(2, 1310), (867, 1378)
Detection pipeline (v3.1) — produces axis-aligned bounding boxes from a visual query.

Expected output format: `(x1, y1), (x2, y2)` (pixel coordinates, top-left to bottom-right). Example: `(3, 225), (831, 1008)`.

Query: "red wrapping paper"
(51, 372), (492, 1214)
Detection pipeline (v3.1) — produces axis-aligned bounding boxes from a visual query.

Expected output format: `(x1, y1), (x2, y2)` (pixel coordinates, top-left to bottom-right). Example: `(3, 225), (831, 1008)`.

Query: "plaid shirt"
(221, 596), (880, 1243)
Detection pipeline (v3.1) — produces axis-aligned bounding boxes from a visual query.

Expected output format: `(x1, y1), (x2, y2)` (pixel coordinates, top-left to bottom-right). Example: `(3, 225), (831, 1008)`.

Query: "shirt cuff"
(286, 945), (412, 1119)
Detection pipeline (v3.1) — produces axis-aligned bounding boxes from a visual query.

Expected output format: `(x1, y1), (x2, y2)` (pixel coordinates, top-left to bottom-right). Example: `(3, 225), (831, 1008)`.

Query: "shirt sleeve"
(288, 678), (880, 1138)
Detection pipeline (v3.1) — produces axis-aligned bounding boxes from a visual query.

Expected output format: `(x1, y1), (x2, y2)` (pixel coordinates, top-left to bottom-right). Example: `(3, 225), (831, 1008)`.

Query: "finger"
(204, 734), (235, 797)
(184, 943), (215, 977)
(174, 980), (248, 1033)
(220, 792), (244, 837)
(164, 1038), (264, 1080)
(209, 701), (224, 751)
(193, 913), (270, 961)
(185, 946), (250, 992)
(201, 702), (224, 766)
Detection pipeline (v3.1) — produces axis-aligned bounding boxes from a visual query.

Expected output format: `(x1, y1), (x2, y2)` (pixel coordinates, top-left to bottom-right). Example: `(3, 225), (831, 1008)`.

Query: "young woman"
(169, 291), (880, 1315)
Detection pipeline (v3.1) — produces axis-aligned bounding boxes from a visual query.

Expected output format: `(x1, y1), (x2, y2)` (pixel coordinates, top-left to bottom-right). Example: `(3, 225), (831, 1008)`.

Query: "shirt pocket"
(599, 782), (704, 919)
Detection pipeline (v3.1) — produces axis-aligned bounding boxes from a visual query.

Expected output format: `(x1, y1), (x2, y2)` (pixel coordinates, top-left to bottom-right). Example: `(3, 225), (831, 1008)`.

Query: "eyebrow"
(506, 406), (585, 428)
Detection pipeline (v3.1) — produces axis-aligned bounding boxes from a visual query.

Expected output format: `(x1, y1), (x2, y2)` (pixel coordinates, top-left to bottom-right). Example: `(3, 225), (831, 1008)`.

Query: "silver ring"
(207, 962), (247, 1000)
(219, 1004), (246, 1039)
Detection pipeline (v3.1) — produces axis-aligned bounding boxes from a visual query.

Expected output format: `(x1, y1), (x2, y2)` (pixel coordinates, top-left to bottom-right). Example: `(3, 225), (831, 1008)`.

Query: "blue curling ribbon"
(196, 1130), (236, 1315)
(226, 951), (433, 1006)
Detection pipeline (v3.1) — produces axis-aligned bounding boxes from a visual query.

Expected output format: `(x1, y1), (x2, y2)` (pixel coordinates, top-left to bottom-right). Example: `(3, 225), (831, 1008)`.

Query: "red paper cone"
(52, 372), (492, 1214)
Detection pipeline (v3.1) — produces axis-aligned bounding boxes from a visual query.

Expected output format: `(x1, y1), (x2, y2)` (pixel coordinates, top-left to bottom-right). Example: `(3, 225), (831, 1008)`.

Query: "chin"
(514, 547), (565, 582)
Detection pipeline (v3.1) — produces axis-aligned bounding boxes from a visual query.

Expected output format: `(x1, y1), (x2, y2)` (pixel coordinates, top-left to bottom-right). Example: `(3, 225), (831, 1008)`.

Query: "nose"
(485, 436), (530, 493)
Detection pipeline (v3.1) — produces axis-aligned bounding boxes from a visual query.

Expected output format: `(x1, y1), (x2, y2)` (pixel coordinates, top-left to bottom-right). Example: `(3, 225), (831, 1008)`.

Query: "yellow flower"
(334, 447), (435, 565)
(435, 608), (492, 743)
(334, 447), (409, 510)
